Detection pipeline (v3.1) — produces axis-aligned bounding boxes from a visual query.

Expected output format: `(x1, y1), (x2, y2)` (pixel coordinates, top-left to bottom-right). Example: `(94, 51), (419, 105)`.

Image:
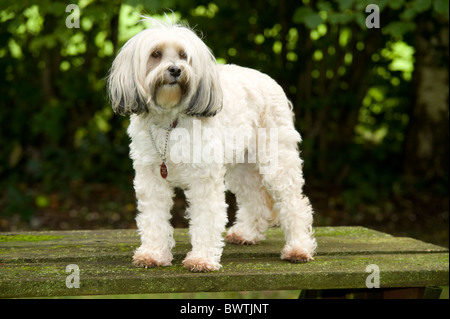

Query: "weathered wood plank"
(0, 227), (446, 263)
(0, 253), (447, 298)
(0, 227), (448, 298)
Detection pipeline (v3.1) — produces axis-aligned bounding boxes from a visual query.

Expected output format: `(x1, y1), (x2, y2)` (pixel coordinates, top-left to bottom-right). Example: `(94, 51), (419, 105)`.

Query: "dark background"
(1, 0), (448, 247)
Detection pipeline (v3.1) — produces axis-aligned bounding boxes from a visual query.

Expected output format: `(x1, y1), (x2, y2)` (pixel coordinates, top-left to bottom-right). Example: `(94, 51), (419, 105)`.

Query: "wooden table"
(0, 226), (448, 298)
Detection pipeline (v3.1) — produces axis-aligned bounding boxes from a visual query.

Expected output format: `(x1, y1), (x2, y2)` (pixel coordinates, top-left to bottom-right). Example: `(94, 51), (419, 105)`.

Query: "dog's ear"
(107, 36), (148, 116)
(186, 77), (223, 117)
(184, 31), (223, 117)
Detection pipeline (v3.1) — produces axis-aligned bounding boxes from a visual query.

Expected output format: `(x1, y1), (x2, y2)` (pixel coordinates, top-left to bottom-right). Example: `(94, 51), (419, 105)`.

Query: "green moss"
(0, 235), (63, 242)
(314, 226), (391, 238)
(1, 227), (448, 297)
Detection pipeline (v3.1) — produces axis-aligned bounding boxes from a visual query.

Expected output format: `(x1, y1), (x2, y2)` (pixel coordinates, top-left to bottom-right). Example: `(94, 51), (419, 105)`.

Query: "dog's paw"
(281, 246), (314, 264)
(182, 254), (221, 272)
(225, 232), (255, 245)
(225, 232), (257, 245)
(133, 248), (172, 268)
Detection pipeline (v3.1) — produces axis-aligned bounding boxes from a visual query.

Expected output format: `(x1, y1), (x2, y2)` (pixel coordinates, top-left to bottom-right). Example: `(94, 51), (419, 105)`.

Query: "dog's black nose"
(168, 65), (181, 77)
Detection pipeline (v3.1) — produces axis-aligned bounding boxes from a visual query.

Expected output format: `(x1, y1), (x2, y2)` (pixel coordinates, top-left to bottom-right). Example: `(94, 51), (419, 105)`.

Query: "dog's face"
(147, 40), (191, 109)
(107, 21), (223, 118)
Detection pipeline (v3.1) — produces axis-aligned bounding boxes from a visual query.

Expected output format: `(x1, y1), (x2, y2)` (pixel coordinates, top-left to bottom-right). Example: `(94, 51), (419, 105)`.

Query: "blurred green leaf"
(354, 12), (366, 29)
(35, 195), (50, 208)
(388, 0), (405, 10)
(400, 7), (418, 20)
(328, 12), (354, 25)
(412, 0), (431, 13)
(433, 0), (450, 18)
(292, 7), (322, 29)
(339, 0), (355, 11)
(383, 21), (416, 37)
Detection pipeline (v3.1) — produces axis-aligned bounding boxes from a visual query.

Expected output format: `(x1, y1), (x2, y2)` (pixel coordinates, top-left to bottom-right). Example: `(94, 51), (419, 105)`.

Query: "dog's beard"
(156, 83), (183, 109)
(151, 69), (190, 110)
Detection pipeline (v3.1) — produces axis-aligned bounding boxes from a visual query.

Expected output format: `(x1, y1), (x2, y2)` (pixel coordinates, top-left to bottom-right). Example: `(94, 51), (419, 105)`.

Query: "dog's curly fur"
(107, 18), (316, 272)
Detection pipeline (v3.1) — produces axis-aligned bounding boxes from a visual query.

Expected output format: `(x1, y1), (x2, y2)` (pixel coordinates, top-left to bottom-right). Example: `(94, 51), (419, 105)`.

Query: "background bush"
(0, 0), (448, 244)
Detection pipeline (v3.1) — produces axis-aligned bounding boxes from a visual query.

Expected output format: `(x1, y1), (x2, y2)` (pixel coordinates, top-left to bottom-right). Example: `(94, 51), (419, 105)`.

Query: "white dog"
(107, 19), (316, 272)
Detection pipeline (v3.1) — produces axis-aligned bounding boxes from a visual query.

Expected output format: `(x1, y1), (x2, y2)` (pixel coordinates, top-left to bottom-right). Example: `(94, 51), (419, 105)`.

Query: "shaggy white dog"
(107, 19), (316, 272)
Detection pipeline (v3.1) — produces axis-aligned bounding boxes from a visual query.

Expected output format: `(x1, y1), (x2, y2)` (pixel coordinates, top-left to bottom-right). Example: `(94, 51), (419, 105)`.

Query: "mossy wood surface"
(0, 226), (448, 297)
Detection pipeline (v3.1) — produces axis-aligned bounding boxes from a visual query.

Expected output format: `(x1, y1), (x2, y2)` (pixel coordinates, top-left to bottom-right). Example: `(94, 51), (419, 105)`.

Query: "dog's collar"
(149, 119), (178, 179)
(170, 119), (178, 129)
(152, 118), (179, 130)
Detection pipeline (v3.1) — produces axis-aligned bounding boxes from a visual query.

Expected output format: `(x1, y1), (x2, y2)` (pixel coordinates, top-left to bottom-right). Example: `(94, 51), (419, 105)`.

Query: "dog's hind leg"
(259, 139), (317, 263)
(225, 163), (275, 245)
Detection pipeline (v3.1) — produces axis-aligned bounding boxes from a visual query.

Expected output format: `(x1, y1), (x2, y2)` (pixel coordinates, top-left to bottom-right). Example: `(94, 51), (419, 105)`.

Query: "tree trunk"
(403, 17), (449, 185)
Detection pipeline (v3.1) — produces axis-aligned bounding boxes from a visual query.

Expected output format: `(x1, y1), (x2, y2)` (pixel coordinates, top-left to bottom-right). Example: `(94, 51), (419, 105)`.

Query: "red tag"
(160, 162), (168, 179)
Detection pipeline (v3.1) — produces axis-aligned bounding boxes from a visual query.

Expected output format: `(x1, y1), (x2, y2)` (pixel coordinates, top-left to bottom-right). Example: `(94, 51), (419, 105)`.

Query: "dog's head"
(107, 19), (223, 118)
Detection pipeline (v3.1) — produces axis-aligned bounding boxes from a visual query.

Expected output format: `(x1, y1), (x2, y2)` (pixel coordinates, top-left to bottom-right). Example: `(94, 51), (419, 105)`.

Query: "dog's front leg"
(182, 168), (228, 272)
(132, 164), (175, 268)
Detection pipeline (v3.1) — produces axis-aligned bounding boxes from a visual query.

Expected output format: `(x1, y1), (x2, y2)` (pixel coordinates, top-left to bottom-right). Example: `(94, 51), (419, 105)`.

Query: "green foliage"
(293, 7), (323, 29)
(0, 0), (448, 219)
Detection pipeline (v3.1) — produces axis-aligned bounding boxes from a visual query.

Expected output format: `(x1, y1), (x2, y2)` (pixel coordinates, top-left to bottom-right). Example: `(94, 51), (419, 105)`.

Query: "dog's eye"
(179, 51), (187, 60)
(151, 50), (161, 58)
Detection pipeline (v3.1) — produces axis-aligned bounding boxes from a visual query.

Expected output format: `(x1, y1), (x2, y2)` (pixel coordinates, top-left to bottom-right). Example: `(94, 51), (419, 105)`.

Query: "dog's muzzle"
(168, 65), (182, 78)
